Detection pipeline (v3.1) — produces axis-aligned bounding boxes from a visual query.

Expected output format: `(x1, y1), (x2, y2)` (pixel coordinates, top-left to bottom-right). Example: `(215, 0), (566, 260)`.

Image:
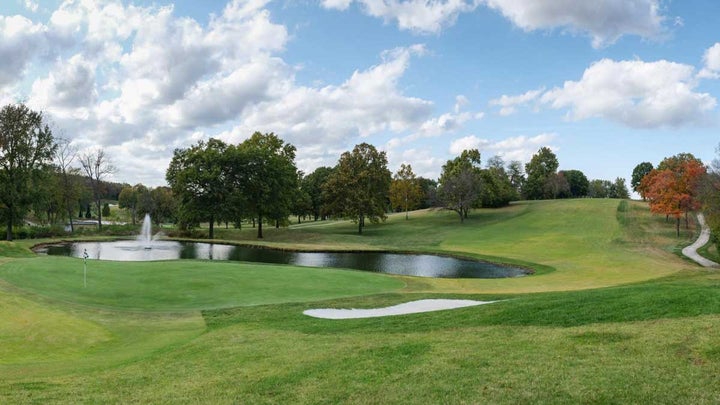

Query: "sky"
(2, 0), (720, 190)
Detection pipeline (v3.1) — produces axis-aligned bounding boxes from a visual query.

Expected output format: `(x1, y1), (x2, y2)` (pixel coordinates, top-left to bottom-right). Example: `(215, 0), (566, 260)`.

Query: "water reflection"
(40, 241), (530, 279)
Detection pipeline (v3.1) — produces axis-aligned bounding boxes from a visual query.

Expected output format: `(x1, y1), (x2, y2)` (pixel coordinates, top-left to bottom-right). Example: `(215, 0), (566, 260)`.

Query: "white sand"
(303, 299), (498, 319)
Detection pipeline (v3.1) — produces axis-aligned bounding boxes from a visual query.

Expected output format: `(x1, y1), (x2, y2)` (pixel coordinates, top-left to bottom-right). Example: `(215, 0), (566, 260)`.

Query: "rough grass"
(0, 199), (716, 404)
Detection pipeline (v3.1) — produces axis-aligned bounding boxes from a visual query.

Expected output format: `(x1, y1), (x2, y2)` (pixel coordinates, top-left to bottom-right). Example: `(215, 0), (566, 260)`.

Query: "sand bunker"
(303, 299), (498, 319)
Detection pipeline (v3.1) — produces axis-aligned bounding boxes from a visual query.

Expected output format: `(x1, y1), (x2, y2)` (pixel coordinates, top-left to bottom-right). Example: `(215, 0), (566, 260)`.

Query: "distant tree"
(480, 157), (516, 207)
(323, 143), (391, 234)
(53, 138), (82, 232)
(560, 170), (589, 198)
(118, 185), (139, 224)
(631, 162), (654, 199)
(588, 179), (612, 198)
(302, 166), (334, 221)
(506, 160), (525, 196)
(417, 177), (438, 208)
(0, 104), (56, 240)
(149, 186), (177, 226)
(389, 163), (422, 219)
(523, 147), (558, 200)
(80, 149), (115, 231)
(102, 202), (111, 218)
(166, 138), (228, 239)
(609, 177), (630, 199)
(544, 172), (570, 199)
(438, 149), (482, 222)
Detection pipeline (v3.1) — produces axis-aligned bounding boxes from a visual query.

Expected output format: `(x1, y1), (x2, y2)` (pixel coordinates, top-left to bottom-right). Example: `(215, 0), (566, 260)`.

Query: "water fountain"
(138, 214), (153, 249)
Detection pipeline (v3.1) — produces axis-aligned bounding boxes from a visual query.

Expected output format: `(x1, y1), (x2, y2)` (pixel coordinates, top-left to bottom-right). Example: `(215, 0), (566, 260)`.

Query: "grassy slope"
(1, 198), (716, 403)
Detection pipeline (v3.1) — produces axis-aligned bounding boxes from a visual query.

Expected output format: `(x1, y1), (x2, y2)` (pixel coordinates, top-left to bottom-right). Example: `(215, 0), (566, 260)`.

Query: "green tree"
(389, 163), (422, 219)
(609, 177), (630, 199)
(560, 169), (589, 198)
(53, 138), (82, 232)
(506, 160), (525, 196)
(149, 186), (177, 226)
(118, 185), (139, 224)
(234, 132), (298, 238)
(79, 149), (115, 231)
(417, 177), (438, 208)
(588, 179), (611, 198)
(480, 157), (516, 208)
(0, 104), (56, 240)
(323, 143), (391, 234)
(631, 162), (653, 199)
(302, 166), (334, 221)
(438, 149), (483, 222)
(166, 138), (229, 239)
(523, 147), (559, 200)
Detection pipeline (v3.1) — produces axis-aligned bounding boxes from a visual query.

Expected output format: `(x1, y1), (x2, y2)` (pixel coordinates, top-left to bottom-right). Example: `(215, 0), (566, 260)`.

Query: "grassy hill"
(2, 199), (719, 403)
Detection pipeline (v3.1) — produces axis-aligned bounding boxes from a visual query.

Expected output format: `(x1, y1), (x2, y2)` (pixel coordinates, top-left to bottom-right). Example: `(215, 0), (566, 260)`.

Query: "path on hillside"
(682, 213), (720, 268)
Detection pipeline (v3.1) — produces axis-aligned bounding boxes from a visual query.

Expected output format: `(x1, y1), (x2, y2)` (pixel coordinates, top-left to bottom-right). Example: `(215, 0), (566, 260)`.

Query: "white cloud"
(483, 0), (665, 48)
(23, 1), (39, 13)
(30, 54), (97, 112)
(540, 59), (716, 128)
(698, 42), (720, 79)
(321, 0), (479, 34)
(489, 88), (543, 116)
(0, 15), (47, 87)
(321, 0), (666, 46)
(449, 133), (557, 162)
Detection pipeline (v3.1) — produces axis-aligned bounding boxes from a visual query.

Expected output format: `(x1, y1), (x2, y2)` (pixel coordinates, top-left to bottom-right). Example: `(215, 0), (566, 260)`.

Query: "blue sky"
(2, 0), (719, 191)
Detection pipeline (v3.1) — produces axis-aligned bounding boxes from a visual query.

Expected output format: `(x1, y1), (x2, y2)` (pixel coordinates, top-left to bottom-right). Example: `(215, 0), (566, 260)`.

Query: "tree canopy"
(0, 104), (56, 240)
(323, 143), (391, 234)
(389, 163), (422, 220)
(523, 147), (559, 200)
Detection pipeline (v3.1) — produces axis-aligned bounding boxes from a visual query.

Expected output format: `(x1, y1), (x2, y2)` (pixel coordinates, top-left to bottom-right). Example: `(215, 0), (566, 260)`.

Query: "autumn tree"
(641, 154), (706, 236)
(389, 163), (422, 219)
(438, 149), (482, 222)
(323, 143), (391, 234)
(0, 104), (56, 240)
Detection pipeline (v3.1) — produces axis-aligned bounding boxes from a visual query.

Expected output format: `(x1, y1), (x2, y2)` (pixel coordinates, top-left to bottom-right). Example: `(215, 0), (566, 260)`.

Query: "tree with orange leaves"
(641, 154), (706, 236)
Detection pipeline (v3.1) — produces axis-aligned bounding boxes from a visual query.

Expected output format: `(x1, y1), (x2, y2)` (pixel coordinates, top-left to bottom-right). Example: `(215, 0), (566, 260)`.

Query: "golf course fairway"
(3, 199), (719, 404)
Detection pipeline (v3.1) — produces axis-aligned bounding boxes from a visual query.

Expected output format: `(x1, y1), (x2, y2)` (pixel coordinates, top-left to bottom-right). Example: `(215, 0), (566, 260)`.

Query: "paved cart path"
(682, 213), (720, 268)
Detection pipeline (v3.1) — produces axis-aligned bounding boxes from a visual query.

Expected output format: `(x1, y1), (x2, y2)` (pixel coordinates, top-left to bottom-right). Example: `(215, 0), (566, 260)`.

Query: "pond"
(38, 241), (530, 279)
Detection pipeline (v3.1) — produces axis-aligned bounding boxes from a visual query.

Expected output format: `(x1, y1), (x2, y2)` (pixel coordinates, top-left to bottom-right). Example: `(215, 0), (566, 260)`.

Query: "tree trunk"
(209, 214), (215, 239)
(96, 200), (102, 230)
(275, 220), (279, 229)
(6, 211), (13, 241)
(685, 211), (689, 229)
(358, 214), (363, 234)
(257, 214), (263, 238)
(67, 208), (75, 232)
(676, 217), (680, 237)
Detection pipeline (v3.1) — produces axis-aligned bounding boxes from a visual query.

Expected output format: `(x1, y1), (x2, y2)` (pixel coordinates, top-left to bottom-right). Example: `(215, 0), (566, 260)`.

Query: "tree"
(544, 172), (570, 199)
(389, 163), (422, 219)
(0, 104), (56, 240)
(302, 166), (334, 221)
(80, 149), (115, 231)
(641, 157), (706, 236)
(560, 170), (589, 198)
(588, 179), (611, 198)
(53, 137), (82, 232)
(506, 160), (525, 197)
(438, 149), (482, 222)
(609, 177), (630, 199)
(417, 177), (438, 208)
(323, 143), (391, 234)
(631, 162), (653, 199)
(523, 147), (559, 200)
(480, 157), (516, 207)
(149, 186), (177, 226)
(118, 185), (139, 224)
(233, 132), (298, 238)
(166, 138), (228, 239)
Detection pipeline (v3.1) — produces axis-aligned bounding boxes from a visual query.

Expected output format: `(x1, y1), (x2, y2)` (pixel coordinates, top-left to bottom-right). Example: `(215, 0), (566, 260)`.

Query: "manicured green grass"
(0, 256), (403, 311)
(0, 199), (715, 403)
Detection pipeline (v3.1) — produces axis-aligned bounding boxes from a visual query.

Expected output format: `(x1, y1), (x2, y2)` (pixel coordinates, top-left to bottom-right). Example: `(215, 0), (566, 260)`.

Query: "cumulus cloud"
(321, 0), (479, 34)
(450, 133), (557, 162)
(321, 0), (666, 46)
(489, 88), (543, 116)
(0, 15), (47, 87)
(698, 43), (720, 79)
(483, 0), (665, 48)
(540, 59), (716, 128)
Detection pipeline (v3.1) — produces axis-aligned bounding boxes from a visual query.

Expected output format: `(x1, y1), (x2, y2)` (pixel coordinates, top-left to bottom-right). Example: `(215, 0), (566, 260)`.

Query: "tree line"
(1, 102), (632, 241)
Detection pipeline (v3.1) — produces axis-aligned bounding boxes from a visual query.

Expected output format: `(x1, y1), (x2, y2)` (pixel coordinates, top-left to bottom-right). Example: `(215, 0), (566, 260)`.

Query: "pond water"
(39, 241), (530, 279)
